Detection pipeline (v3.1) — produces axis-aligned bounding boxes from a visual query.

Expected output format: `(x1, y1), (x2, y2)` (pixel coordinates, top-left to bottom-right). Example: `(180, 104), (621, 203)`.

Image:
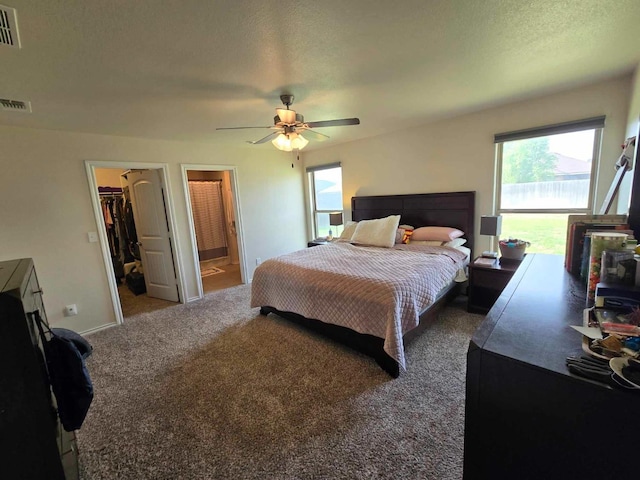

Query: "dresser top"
(471, 253), (589, 376)
(1, 258), (33, 294)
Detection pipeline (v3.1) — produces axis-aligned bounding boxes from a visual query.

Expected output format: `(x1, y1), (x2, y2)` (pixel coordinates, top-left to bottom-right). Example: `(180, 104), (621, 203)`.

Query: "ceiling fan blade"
(305, 118), (360, 128)
(216, 126), (272, 130)
(301, 129), (330, 141)
(247, 131), (280, 144)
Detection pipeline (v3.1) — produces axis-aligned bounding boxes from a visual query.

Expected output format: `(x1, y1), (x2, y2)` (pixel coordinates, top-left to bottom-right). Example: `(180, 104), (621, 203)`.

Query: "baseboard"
(81, 322), (118, 336)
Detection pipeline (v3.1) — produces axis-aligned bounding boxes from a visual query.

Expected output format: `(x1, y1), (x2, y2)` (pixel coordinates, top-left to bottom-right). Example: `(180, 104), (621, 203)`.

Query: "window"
(495, 117), (604, 255)
(307, 163), (343, 239)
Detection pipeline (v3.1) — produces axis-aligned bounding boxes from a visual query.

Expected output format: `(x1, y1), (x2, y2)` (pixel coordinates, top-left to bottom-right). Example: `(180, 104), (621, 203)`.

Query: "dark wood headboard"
(351, 191), (476, 252)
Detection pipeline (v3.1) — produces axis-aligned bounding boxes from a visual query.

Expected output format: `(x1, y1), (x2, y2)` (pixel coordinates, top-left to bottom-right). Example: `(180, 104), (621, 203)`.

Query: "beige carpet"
(78, 285), (483, 479)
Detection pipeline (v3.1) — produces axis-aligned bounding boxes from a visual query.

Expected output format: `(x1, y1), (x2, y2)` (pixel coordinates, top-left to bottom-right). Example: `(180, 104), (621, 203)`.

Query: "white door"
(127, 169), (180, 302)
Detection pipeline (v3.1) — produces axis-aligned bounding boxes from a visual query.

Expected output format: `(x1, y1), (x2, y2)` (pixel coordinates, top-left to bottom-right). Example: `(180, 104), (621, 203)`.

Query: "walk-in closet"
(94, 168), (178, 318)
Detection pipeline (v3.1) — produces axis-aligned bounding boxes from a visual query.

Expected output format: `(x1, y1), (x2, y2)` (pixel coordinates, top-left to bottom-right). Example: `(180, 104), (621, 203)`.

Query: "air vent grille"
(0, 4), (20, 48)
(1, 98), (32, 113)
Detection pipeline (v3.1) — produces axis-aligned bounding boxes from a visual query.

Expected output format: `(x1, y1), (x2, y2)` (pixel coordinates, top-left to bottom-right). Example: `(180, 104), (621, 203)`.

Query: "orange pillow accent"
(402, 229), (414, 244)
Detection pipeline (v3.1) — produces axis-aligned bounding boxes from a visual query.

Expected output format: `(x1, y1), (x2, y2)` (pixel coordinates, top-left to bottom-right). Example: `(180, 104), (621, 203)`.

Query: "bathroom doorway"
(182, 165), (246, 297)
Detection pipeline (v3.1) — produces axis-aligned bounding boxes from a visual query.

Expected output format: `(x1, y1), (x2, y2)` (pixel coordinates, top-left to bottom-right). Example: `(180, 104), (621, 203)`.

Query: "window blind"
(305, 162), (341, 173)
(494, 116), (605, 144)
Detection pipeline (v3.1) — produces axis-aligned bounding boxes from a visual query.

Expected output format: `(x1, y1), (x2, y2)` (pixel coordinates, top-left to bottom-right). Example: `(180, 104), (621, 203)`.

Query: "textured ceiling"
(1, 0), (639, 150)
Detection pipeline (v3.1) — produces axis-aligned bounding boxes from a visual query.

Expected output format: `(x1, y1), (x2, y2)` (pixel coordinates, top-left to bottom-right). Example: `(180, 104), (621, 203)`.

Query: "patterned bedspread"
(250, 242), (467, 370)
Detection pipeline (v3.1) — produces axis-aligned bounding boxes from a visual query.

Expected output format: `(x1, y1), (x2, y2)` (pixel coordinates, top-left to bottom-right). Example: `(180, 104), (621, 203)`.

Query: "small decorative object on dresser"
(498, 238), (530, 261)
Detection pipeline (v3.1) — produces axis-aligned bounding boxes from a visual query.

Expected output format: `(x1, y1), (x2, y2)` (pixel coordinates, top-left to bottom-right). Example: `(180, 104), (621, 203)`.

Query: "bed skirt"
(259, 281), (462, 377)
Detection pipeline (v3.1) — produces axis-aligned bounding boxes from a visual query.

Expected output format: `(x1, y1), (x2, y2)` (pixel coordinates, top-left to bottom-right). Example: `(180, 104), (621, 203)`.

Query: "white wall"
(627, 65), (640, 138)
(0, 125), (306, 332)
(95, 167), (126, 187)
(303, 74), (633, 255)
(615, 64), (640, 213)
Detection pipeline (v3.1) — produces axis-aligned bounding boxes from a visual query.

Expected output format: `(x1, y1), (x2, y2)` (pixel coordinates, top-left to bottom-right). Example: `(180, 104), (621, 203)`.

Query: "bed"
(251, 191), (475, 377)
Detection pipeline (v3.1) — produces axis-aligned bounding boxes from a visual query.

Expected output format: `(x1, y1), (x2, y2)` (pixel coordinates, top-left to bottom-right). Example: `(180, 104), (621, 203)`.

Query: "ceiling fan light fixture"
(272, 133), (293, 151)
(276, 108), (296, 124)
(271, 132), (309, 152)
(290, 134), (309, 150)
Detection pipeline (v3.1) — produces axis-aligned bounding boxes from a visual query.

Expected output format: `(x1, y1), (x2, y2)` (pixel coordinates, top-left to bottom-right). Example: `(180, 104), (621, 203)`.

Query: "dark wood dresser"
(0, 258), (79, 479)
(464, 253), (640, 480)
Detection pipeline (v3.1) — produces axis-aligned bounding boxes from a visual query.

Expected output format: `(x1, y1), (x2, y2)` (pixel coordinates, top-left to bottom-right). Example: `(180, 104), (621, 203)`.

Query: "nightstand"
(307, 240), (331, 247)
(467, 256), (523, 313)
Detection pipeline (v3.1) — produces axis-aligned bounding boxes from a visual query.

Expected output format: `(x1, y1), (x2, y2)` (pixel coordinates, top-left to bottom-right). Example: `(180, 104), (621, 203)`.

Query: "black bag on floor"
(126, 270), (146, 295)
(33, 312), (94, 431)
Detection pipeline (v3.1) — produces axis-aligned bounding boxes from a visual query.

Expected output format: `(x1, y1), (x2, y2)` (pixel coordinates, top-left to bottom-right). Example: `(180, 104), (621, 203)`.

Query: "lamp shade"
(271, 132), (309, 151)
(272, 133), (292, 151)
(276, 108), (296, 124)
(290, 133), (309, 150)
(329, 212), (343, 226)
(480, 215), (502, 236)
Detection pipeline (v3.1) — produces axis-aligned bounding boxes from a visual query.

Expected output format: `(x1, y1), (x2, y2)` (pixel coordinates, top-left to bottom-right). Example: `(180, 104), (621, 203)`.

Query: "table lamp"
(329, 212), (344, 240)
(480, 215), (502, 259)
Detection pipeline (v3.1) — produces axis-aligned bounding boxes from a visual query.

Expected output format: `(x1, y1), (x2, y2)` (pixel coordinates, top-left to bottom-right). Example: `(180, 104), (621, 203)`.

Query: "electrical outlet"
(256, 257), (262, 266)
(64, 304), (78, 317)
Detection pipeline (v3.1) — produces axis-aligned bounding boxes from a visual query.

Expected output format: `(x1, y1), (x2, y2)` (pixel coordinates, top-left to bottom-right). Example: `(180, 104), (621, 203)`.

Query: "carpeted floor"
(78, 285), (483, 479)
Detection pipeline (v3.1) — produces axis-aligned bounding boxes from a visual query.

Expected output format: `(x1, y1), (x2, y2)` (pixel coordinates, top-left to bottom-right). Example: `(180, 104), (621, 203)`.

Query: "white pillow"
(350, 215), (401, 248)
(444, 238), (467, 248)
(337, 221), (358, 242)
(410, 240), (444, 246)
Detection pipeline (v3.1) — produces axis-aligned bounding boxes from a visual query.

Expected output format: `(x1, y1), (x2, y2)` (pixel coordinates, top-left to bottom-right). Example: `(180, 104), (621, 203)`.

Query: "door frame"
(85, 160), (187, 325)
(181, 164), (248, 299)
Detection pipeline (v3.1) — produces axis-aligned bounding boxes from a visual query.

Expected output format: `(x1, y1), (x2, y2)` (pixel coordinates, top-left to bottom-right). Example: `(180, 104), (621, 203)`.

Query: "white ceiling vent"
(1, 98), (32, 113)
(0, 4), (21, 48)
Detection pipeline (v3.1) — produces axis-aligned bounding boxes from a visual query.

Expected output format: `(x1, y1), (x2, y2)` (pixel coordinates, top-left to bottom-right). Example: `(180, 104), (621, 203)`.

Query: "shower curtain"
(188, 180), (229, 260)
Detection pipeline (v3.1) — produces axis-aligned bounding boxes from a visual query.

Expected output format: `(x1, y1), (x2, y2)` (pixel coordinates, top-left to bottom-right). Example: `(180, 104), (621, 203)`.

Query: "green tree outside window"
(502, 137), (557, 184)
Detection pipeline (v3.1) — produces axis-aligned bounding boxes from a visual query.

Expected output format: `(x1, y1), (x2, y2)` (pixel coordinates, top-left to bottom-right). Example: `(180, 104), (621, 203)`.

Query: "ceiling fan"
(216, 94), (360, 152)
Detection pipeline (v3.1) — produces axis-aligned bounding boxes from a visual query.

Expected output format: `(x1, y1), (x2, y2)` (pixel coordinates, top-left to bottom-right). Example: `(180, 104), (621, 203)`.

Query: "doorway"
(181, 164), (246, 297)
(85, 162), (185, 324)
